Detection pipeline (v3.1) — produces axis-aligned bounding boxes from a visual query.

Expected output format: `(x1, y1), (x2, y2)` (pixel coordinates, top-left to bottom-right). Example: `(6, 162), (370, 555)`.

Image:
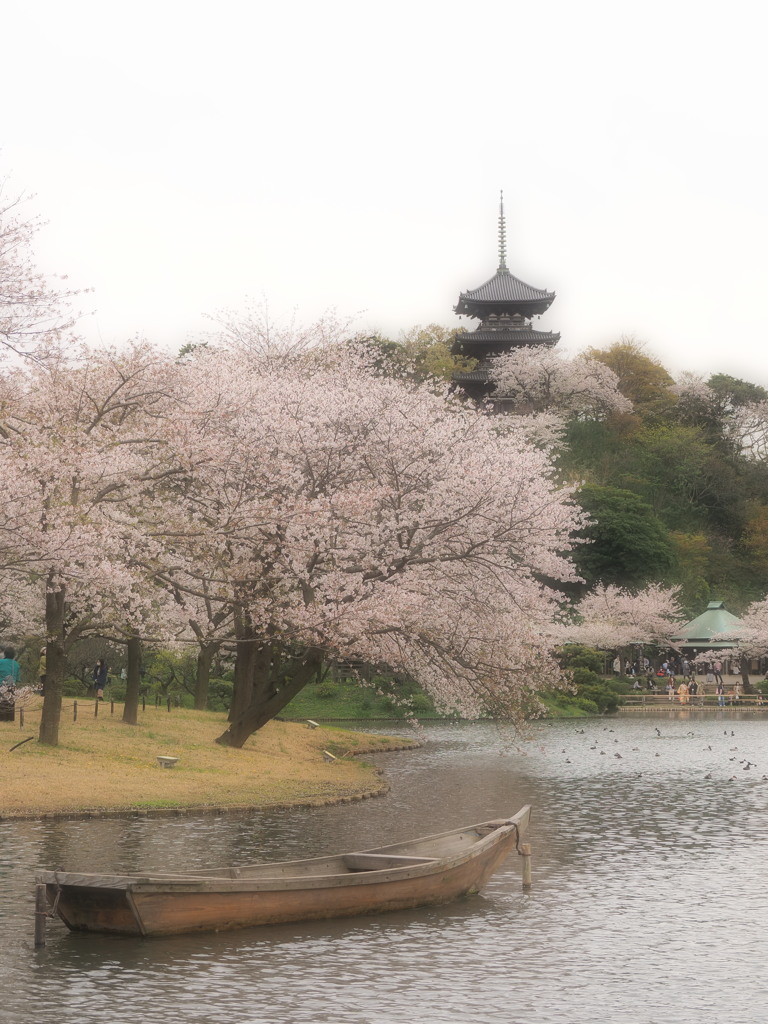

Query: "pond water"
(3, 711), (768, 1024)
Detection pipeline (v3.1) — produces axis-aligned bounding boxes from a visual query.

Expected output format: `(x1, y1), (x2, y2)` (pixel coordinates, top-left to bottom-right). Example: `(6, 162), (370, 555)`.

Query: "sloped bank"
(0, 707), (419, 821)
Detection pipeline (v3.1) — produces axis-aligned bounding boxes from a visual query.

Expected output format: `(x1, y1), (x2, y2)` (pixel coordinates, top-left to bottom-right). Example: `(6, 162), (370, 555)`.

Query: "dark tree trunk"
(39, 582), (66, 747)
(216, 648), (322, 748)
(122, 636), (142, 724)
(740, 654), (753, 693)
(194, 642), (219, 711)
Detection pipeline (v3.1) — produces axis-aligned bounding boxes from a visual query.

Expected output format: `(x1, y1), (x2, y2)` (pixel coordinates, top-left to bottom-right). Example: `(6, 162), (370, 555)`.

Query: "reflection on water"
(3, 713), (768, 1023)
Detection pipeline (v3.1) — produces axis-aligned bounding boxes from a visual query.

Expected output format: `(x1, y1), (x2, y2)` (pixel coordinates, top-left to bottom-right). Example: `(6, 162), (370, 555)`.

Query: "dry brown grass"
(0, 698), (416, 818)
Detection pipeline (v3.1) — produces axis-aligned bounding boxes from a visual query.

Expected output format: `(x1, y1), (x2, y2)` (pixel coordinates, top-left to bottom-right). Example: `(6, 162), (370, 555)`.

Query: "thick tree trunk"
(227, 610), (259, 722)
(194, 642), (219, 711)
(216, 648), (322, 747)
(122, 636), (142, 724)
(39, 583), (66, 747)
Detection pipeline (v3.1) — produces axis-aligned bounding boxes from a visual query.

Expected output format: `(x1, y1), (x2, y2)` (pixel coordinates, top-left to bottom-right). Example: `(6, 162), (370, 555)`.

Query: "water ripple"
(3, 713), (768, 1023)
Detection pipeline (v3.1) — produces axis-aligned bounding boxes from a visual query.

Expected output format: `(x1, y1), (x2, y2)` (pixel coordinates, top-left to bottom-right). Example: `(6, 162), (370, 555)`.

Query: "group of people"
(670, 678), (748, 706)
(618, 653), (753, 706)
(616, 654), (727, 682)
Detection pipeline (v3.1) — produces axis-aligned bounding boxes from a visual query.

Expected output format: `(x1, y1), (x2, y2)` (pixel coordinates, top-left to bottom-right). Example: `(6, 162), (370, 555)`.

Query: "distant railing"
(621, 693), (765, 709)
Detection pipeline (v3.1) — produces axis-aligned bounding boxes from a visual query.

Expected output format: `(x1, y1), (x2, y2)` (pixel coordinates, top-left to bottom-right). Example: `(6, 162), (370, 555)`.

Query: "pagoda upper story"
(452, 195), (560, 399)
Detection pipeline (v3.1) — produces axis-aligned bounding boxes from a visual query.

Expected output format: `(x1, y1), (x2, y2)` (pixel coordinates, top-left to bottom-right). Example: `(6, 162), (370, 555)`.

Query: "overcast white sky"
(3, 0), (767, 383)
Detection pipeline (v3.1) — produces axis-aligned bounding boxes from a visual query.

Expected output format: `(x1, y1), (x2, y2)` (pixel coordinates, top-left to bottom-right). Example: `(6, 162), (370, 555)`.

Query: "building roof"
(455, 268), (556, 318)
(671, 601), (744, 648)
(455, 328), (560, 346)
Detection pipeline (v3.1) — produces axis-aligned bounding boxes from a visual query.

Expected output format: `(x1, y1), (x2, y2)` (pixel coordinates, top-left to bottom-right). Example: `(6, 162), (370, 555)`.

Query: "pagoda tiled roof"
(457, 328), (560, 346)
(455, 268), (555, 317)
(453, 368), (492, 382)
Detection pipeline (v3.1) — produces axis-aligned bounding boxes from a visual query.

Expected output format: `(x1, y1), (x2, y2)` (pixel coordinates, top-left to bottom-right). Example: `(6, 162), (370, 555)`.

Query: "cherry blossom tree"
(718, 599), (765, 658)
(155, 343), (584, 746)
(569, 583), (683, 650)
(0, 341), (184, 743)
(0, 183), (83, 360)
(489, 347), (632, 420)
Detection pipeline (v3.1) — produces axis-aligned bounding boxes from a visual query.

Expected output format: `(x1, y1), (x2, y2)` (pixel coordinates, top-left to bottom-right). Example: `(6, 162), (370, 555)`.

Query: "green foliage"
(575, 681), (622, 714)
(572, 484), (675, 587)
(560, 348), (768, 613)
(62, 675), (89, 697)
(586, 338), (674, 413)
(558, 644), (605, 674)
(316, 681), (340, 699)
(351, 325), (475, 384)
(206, 677), (233, 712)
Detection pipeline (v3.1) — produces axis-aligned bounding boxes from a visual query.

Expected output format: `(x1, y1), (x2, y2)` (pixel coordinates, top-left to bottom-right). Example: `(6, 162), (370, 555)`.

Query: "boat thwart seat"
(342, 853), (438, 872)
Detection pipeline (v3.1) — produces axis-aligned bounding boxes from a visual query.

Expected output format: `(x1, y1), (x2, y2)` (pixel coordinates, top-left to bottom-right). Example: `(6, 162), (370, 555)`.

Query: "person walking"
(714, 659), (724, 684)
(92, 659), (108, 701)
(0, 646), (22, 722)
(716, 681), (725, 707)
(38, 646), (46, 695)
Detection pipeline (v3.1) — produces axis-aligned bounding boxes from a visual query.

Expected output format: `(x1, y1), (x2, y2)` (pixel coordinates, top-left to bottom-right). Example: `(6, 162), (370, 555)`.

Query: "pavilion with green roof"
(670, 601), (744, 651)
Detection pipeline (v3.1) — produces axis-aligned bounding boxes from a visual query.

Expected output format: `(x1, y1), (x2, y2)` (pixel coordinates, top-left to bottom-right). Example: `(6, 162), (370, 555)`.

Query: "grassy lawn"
(0, 697), (417, 818)
(281, 677), (444, 721)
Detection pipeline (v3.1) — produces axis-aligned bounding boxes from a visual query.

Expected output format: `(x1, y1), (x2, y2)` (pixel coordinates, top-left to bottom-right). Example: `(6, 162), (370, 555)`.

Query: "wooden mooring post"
(520, 843), (532, 889)
(34, 884), (47, 948)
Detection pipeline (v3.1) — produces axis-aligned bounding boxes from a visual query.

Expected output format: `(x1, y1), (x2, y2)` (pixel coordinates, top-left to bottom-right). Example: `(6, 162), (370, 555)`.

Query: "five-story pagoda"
(452, 194), (559, 402)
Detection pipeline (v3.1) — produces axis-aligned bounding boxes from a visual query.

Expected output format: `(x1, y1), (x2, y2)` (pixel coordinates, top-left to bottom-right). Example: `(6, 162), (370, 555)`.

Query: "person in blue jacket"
(0, 646), (21, 722)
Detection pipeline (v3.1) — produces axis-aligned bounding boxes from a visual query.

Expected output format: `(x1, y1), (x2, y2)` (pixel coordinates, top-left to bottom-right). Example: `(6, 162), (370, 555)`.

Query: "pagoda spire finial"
(498, 190), (508, 272)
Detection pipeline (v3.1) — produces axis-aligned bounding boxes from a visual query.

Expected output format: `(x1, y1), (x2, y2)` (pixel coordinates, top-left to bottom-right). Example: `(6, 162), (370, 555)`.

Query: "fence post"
(74, 700), (78, 722)
(167, 697), (171, 713)
(110, 700), (114, 715)
(142, 695), (146, 712)
(19, 707), (24, 728)
(94, 698), (98, 718)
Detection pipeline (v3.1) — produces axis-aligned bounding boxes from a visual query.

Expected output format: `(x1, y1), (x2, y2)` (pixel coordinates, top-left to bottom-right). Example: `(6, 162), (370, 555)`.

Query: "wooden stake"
(34, 884), (47, 948)
(520, 842), (532, 889)
(73, 700), (78, 722)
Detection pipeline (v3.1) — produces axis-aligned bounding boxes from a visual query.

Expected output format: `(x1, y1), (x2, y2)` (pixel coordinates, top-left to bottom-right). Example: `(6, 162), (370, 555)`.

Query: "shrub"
(558, 644), (605, 674)
(577, 683), (621, 714)
(207, 677), (233, 712)
(409, 692), (434, 713)
(316, 682), (339, 699)
(62, 676), (89, 697)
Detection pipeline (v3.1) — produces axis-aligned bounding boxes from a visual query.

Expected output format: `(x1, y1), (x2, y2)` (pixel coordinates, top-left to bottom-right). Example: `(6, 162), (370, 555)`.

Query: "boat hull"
(39, 806), (530, 937)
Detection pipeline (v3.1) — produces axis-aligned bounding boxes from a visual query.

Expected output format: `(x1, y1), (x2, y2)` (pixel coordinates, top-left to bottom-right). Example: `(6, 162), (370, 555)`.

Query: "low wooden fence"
(3, 694), (182, 728)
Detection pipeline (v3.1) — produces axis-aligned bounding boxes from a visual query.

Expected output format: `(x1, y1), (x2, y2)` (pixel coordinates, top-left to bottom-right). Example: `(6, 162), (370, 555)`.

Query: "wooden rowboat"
(36, 805), (531, 937)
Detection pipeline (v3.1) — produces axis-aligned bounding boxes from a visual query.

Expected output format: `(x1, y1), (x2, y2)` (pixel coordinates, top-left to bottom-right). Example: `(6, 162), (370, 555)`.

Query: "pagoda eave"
(454, 297), (555, 319)
(455, 330), (560, 347)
